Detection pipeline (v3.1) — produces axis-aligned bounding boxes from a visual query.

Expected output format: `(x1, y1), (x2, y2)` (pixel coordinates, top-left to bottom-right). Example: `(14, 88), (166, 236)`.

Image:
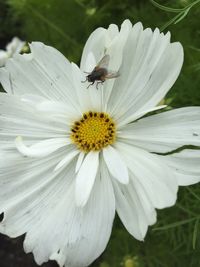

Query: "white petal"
(75, 152), (85, 173)
(116, 142), (178, 209)
(71, 62), (93, 112)
(15, 136), (69, 158)
(160, 149), (200, 186)
(102, 20), (132, 110)
(119, 107), (200, 153)
(107, 26), (183, 120)
(0, 157), (74, 260)
(0, 152), (115, 267)
(103, 145), (129, 184)
(81, 20), (130, 73)
(21, 94), (46, 105)
(81, 52), (103, 111)
(80, 28), (107, 71)
(105, 19), (132, 71)
(82, 19), (131, 72)
(0, 93), (69, 141)
(80, 20), (130, 71)
(80, 20), (132, 111)
(0, 37), (24, 67)
(0, 51), (8, 67)
(36, 99), (78, 123)
(54, 149), (79, 171)
(6, 37), (25, 55)
(112, 176), (156, 241)
(82, 52), (97, 73)
(40, 169), (115, 267)
(0, 42), (80, 114)
(108, 143), (154, 241)
(0, 147), (72, 216)
(75, 151), (99, 207)
(117, 105), (167, 128)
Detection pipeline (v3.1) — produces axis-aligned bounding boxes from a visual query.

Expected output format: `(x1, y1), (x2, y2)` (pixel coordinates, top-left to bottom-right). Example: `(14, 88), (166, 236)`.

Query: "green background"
(0, 0), (200, 267)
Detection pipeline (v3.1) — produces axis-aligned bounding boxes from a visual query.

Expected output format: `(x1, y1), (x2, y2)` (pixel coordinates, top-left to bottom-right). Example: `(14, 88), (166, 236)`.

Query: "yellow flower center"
(71, 111), (116, 152)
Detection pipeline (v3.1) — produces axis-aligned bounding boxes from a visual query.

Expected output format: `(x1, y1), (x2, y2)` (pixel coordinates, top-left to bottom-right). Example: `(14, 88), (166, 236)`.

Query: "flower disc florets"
(71, 111), (116, 152)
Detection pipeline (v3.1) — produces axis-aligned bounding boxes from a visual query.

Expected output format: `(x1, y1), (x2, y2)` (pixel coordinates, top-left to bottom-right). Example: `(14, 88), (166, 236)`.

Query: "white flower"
(0, 37), (25, 67)
(0, 20), (200, 267)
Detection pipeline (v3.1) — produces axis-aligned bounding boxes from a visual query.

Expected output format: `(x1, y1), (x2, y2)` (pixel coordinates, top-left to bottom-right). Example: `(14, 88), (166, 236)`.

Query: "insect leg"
(87, 82), (94, 89)
(96, 81), (104, 90)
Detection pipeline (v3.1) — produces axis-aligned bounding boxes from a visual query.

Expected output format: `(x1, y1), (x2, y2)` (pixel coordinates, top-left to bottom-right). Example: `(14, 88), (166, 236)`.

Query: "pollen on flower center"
(71, 111), (116, 152)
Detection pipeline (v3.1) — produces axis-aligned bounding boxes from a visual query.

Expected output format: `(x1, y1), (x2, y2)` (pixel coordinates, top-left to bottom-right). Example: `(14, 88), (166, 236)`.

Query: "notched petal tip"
(121, 19), (132, 30)
(50, 251), (65, 267)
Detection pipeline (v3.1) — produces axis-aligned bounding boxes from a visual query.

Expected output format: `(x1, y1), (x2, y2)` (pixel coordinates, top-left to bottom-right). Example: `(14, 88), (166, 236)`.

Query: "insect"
(82, 54), (120, 89)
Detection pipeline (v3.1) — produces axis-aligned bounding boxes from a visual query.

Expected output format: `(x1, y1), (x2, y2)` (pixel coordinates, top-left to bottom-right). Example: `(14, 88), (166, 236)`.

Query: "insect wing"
(96, 54), (110, 69)
(105, 70), (120, 79)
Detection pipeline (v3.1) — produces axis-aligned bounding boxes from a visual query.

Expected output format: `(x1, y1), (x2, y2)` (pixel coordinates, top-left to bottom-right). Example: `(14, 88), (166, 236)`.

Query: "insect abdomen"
(87, 68), (108, 82)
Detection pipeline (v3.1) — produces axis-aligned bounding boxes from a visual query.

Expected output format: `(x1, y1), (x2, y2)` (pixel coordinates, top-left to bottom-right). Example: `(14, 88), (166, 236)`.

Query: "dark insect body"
(86, 67), (108, 88)
(82, 54), (119, 89)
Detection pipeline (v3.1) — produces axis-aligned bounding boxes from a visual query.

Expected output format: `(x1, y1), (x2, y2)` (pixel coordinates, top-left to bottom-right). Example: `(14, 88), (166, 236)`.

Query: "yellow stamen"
(71, 111), (116, 152)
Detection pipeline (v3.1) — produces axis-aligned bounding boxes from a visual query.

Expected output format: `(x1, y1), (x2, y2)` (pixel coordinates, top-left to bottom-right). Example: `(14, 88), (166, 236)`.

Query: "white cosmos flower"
(0, 37), (25, 67)
(0, 20), (200, 267)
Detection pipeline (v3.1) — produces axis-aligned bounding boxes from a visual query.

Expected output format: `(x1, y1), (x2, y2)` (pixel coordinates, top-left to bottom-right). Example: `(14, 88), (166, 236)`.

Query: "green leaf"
(174, 9), (190, 24)
(150, 0), (200, 30)
(150, 0), (185, 13)
(192, 219), (199, 249)
(153, 217), (199, 231)
(187, 187), (200, 201)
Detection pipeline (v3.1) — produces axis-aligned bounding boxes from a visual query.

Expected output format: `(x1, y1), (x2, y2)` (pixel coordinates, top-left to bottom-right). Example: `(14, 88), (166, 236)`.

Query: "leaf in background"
(192, 219), (199, 249)
(150, 0), (200, 30)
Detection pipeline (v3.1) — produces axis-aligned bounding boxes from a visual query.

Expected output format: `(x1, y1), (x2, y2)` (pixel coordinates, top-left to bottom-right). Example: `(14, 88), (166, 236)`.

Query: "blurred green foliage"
(0, 0), (200, 267)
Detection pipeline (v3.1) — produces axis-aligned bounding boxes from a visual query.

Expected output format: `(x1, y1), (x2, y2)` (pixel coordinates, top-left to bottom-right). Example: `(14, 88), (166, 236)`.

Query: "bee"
(82, 54), (120, 89)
